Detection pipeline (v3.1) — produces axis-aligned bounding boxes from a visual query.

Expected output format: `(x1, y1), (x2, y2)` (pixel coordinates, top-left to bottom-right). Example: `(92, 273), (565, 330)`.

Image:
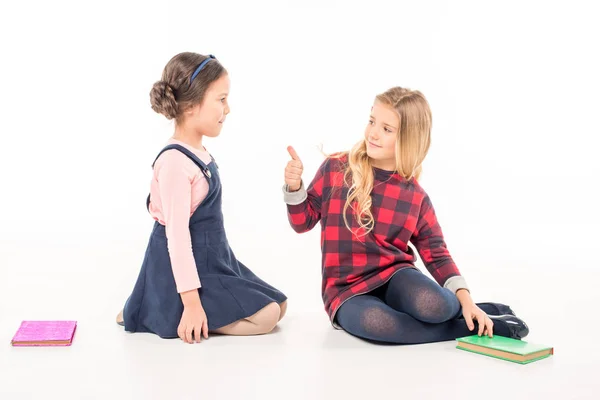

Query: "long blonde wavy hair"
(341, 87), (432, 236)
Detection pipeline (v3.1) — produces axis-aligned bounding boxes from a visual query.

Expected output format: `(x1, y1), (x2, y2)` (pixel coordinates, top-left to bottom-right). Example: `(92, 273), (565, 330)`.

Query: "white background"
(1, 0), (599, 399)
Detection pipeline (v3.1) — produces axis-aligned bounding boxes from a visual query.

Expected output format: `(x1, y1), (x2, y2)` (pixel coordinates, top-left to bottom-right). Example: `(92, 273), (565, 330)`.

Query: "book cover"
(11, 321), (77, 346)
(456, 335), (553, 364)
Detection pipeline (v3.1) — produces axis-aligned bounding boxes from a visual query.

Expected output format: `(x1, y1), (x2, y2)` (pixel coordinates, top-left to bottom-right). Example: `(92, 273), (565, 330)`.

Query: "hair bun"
(150, 81), (178, 120)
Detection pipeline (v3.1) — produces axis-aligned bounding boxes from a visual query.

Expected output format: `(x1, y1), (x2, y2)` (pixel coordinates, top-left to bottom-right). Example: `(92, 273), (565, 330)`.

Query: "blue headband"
(190, 55), (216, 84)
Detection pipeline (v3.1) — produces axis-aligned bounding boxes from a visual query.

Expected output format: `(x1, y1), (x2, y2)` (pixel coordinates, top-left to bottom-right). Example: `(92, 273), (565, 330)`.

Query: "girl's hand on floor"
(178, 290), (209, 343)
(457, 290), (494, 338)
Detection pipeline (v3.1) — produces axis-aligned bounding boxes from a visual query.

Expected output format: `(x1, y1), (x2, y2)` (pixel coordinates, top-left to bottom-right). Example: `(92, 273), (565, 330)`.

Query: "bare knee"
(248, 302), (281, 334)
(278, 301), (288, 321)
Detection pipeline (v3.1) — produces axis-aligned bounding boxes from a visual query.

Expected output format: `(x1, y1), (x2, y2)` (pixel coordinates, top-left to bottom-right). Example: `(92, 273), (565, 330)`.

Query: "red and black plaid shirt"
(286, 154), (463, 325)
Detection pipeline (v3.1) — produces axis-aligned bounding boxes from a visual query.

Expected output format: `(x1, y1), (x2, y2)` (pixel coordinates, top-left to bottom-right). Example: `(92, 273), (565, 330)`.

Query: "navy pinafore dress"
(122, 144), (287, 338)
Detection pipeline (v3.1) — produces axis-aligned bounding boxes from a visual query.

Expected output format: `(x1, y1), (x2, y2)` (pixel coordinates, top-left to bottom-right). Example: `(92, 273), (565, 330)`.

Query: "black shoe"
(477, 302), (516, 316)
(489, 314), (529, 339)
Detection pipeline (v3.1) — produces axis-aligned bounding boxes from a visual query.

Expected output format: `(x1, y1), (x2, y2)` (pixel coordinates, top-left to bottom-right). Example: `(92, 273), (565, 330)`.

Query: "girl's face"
(364, 100), (399, 170)
(188, 73), (231, 137)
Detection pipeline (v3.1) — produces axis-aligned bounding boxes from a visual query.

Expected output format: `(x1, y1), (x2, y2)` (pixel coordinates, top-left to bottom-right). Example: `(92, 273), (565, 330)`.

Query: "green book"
(456, 335), (553, 364)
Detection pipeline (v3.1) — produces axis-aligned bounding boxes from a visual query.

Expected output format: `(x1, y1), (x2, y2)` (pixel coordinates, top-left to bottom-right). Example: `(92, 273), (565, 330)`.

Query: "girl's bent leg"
(335, 294), (518, 344)
(384, 268), (461, 324)
(278, 300), (288, 321)
(212, 302), (281, 336)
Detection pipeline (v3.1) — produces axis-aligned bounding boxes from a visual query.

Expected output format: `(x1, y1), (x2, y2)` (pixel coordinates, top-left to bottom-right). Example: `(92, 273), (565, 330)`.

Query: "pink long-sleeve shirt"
(147, 138), (212, 293)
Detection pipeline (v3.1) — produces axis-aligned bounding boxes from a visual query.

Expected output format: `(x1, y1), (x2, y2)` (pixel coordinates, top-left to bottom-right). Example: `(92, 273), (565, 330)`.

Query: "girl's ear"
(185, 103), (201, 117)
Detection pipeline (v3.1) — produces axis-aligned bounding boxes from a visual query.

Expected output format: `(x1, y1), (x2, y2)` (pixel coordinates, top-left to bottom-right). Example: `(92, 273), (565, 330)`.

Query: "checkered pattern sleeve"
(282, 159), (328, 233)
(410, 193), (469, 293)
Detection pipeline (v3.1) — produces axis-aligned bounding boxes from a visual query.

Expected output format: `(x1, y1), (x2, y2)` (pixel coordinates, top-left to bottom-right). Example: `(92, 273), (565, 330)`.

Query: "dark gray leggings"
(335, 268), (512, 344)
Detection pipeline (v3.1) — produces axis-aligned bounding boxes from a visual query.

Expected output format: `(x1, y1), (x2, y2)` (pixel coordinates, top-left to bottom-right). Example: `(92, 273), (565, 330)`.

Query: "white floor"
(1, 240), (599, 400)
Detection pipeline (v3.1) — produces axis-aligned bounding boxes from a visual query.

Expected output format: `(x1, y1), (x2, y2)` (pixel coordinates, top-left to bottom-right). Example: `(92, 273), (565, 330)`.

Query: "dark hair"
(149, 52), (227, 121)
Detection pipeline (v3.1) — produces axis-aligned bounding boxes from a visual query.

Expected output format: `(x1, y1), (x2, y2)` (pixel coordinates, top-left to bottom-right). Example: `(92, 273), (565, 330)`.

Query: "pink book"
(11, 321), (77, 346)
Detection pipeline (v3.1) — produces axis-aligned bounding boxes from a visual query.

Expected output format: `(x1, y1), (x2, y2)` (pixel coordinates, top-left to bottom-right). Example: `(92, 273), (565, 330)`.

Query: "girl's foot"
(488, 314), (529, 339)
(476, 302), (515, 316)
(116, 310), (124, 326)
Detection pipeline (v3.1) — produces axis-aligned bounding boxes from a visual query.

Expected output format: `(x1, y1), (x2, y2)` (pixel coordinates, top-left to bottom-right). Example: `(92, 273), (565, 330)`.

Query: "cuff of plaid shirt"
(282, 181), (307, 205)
(444, 275), (469, 294)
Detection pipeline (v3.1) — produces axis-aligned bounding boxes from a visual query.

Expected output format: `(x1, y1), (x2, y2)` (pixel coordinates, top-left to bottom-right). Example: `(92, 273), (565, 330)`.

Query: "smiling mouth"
(368, 141), (381, 148)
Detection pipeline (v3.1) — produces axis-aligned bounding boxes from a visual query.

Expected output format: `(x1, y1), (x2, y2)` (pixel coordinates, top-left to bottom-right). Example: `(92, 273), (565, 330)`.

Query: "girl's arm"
(411, 193), (497, 336)
(157, 155), (210, 342)
(156, 154), (204, 295)
(283, 153), (327, 233)
(410, 193), (469, 294)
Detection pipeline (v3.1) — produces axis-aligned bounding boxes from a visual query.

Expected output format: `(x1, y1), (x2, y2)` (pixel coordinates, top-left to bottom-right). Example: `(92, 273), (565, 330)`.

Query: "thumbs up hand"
(285, 146), (303, 192)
